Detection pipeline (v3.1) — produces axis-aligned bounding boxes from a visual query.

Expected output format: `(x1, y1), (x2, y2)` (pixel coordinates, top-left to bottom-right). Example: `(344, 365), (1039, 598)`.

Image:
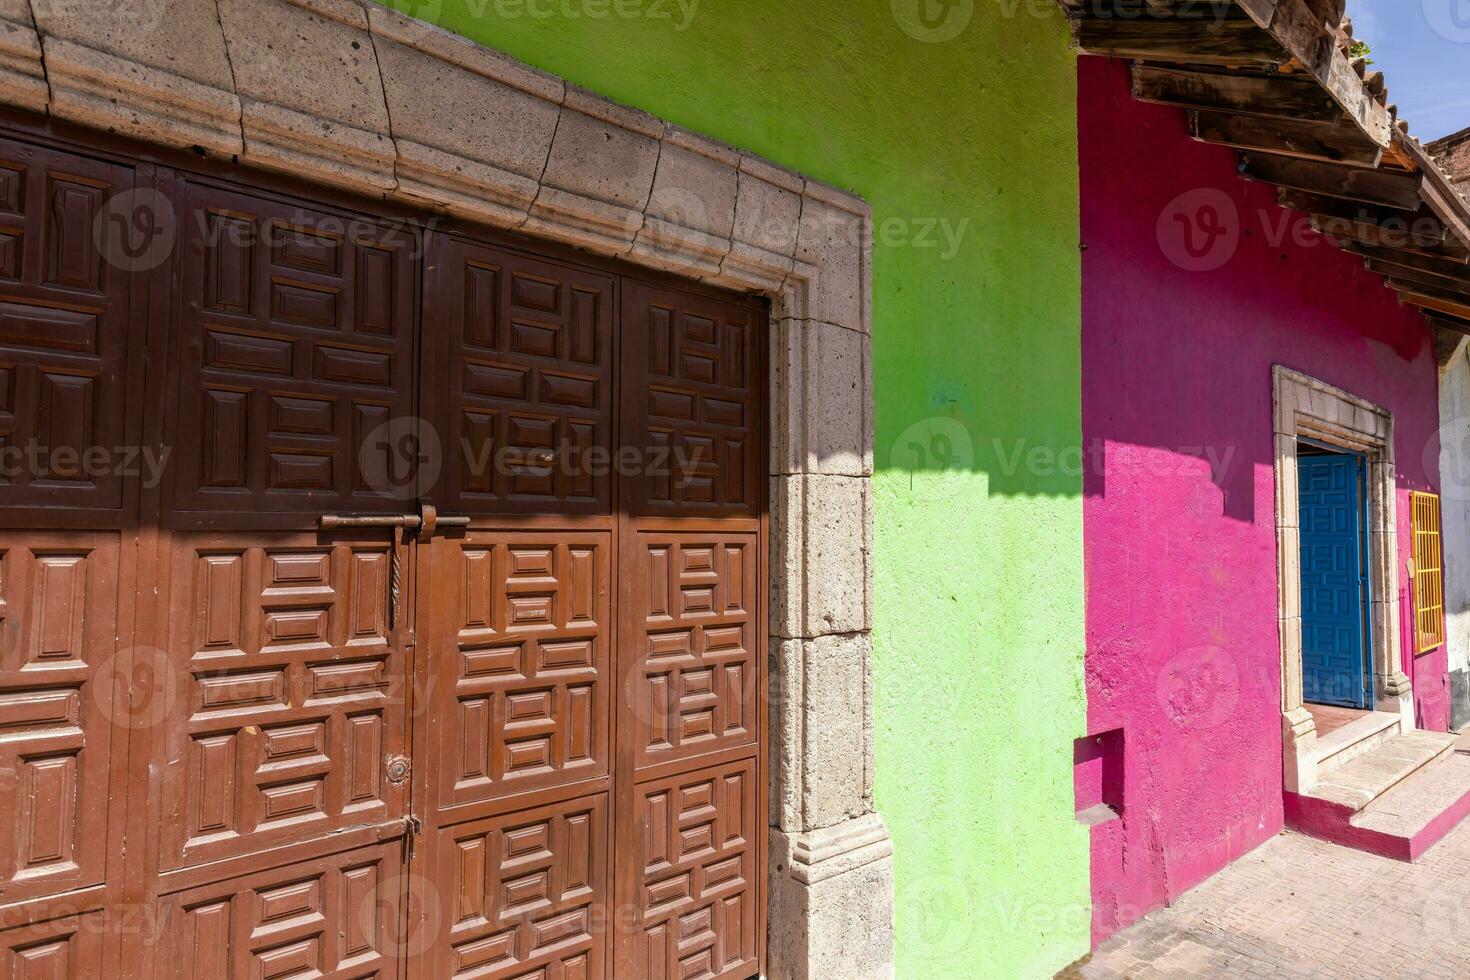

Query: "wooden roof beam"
(1075, 15), (1287, 67)
(1242, 152), (1422, 210)
(1396, 133), (1470, 256)
(1278, 191), (1470, 260)
(1133, 65), (1344, 122)
(1191, 111), (1382, 167)
(1393, 289), (1470, 323)
(1278, 194), (1445, 245)
(1339, 241), (1470, 277)
(1371, 263), (1470, 298)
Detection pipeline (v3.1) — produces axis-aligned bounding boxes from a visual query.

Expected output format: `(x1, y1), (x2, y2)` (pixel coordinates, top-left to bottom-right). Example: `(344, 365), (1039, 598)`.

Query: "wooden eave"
(1064, 0), (1470, 345)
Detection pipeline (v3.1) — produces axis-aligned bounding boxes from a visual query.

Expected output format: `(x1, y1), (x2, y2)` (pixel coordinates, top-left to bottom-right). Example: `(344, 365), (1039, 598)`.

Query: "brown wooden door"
(138, 175), (420, 979)
(412, 236), (619, 978)
(0, 135), (146, 976)
(410, 237), (766, 979)
(0, 124), (765, 979)
(614, 283), (765, 980)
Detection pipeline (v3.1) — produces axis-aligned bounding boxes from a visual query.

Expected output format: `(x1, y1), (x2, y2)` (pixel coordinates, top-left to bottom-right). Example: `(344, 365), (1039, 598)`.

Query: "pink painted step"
(1285, 732), (1470, 862)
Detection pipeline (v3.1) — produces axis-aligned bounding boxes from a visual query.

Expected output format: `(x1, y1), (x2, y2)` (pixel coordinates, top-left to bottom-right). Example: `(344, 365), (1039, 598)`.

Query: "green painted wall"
(382, 1), (1089, 974)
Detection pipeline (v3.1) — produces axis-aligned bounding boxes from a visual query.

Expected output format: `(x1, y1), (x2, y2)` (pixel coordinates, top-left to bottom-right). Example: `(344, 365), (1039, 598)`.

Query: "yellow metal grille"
(1412, 491), (1445, 654)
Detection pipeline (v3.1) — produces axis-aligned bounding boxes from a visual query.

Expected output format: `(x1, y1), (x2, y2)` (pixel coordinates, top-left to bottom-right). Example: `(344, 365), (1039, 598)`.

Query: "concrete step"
(1315, 710), (1401, 778)
(1304, 730), (1456, 813)
(1286, 730), (1470, 862)
(1346, 754), (1470, 860)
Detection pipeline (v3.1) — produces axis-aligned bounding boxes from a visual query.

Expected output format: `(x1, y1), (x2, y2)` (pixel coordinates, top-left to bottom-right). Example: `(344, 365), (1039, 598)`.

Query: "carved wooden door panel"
(0, 135), (146, 977)
(413, 237), (618, 979)
(139, 178), (420, 979)
(615, 282), (765, 980)
(411, 239), (766, 980)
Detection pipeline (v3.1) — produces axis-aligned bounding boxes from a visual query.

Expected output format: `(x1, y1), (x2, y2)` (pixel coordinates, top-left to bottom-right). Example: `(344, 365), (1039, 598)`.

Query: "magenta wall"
(1079, 56), (1449, 943)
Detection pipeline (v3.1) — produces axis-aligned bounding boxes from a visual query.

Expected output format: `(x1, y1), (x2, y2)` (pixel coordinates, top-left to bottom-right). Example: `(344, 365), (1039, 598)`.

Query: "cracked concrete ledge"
(0, 5), (46, 115)
(18, 0), (871, 337)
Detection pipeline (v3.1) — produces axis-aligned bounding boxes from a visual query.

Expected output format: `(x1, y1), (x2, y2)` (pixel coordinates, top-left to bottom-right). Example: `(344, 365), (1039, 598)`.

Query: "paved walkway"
(1067, 822), (1470, 979)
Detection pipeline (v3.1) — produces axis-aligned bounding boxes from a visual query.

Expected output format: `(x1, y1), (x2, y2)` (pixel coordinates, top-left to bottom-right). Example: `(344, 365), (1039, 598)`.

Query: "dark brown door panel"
(0, 136), (141, 513)
(620, 281), (761, 521)
(168, 180), (418, 518)
(424, 236), (616, 518)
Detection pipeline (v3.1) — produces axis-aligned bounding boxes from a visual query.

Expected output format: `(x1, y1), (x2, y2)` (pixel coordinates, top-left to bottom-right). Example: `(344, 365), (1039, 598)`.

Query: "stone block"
(219, 0), (395, 192)
(771, 318), (870, 477)
(541, 87), (661, 211)
(648, 128), (738, 238)
(0, 3), (46, 114)
(771, 636), (803, 832)
(796, 190), (867, 332)
(1280, 614), (1303, 705)
(1352, 403), (1378, 438)
(1307, 385), (1337, 425)
(769, 816), (896, 980)
(1274, 433), (1298, 528)
(630, 128), (737, 278)
(802, 632), (872, 828)
(771, 632), (873, 833)
(370, 6), (561, 224)
(733, 156), (802, 257)
(812, 322), (871, 476)
(35, 0), (232, 89)
(37, 0), (241, 154)
(770, 475), (803, 638)
(527, 88), (662, 254)
(523, 184), (644, 257)
(713, 238), (795, 296)
(771, 474), (870, 638)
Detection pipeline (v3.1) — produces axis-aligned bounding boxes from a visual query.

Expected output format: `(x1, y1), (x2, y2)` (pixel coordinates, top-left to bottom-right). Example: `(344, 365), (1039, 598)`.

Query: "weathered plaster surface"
(1438, 343), (1470, 729)
(1080, 56), (1447, 944)
(396, 2), (1090, 976)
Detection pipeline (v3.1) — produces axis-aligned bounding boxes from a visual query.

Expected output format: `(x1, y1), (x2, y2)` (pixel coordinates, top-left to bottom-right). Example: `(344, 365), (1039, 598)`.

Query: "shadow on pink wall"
(1077, 55), (1449, 946)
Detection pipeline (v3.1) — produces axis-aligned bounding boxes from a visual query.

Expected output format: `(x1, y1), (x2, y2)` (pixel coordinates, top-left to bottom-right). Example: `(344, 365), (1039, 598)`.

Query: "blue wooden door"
(1298, 452), (1371, 709)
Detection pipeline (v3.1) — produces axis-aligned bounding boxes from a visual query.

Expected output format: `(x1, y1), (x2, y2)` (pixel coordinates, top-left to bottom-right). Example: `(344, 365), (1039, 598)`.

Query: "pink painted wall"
(1079, 56), (1449, 944)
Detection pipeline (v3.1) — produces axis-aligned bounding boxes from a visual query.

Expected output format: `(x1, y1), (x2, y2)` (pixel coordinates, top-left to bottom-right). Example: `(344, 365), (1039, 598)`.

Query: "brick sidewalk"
(1064, 821), (1470, 979)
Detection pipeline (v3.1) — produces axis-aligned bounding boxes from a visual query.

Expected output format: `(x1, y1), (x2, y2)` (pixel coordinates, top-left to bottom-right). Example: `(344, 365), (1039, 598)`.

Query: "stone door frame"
(1274, 365), (1414, 794)
(0, 1), (894, 976)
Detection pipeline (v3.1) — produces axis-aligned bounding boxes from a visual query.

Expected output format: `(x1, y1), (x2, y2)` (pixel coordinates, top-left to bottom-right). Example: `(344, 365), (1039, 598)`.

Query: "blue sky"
(1347, 0), (1470, 141)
